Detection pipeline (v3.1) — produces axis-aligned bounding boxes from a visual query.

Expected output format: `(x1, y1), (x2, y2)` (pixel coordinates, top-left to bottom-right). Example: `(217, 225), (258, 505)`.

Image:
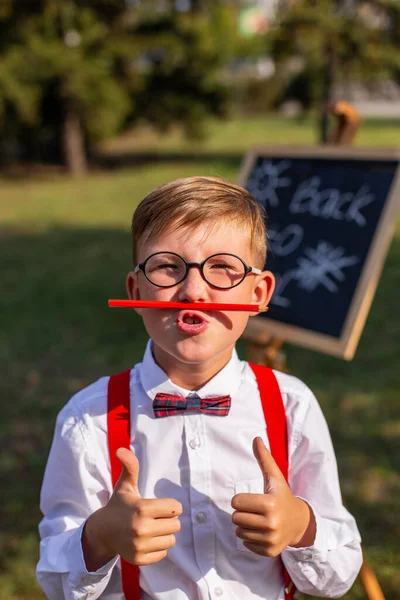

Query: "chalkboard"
(239, 146), (400, 359)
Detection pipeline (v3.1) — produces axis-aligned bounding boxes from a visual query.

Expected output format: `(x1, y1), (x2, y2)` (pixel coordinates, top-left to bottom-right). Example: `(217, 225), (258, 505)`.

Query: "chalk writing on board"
(268, 224), (303, 257)
(247, 159), (377, 227)
(272, 241), (359, 308)
(247, 159), (291, 206)
(289, 178), (375, 226)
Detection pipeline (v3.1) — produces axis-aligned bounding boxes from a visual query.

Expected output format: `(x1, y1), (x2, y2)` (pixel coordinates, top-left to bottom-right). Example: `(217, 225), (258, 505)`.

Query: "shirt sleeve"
(281, 386), (363, 598)
(36, 397), (120, 600)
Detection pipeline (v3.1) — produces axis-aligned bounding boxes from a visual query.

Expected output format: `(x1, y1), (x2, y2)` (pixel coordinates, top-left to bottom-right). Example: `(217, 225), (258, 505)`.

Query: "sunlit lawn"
(1, 115), (399, 599)
(99, 114), (400, 154)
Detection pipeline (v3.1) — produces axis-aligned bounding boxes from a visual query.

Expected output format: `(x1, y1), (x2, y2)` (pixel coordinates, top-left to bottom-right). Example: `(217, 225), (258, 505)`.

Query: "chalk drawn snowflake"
(272, 241), (359, 307)
(294, 241), (359, 293)
(247, 159), (291, 207)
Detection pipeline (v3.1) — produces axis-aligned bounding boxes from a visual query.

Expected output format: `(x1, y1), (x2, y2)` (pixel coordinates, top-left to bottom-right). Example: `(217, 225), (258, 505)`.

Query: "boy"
(37, 176), (362, 599)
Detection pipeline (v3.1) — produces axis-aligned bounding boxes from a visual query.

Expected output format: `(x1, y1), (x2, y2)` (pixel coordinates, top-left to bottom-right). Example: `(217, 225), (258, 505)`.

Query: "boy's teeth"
(185, 317), (200, 324)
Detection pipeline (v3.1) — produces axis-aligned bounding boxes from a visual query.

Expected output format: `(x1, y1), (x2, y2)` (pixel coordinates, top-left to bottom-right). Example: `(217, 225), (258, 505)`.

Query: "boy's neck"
(151, 344), (234, 391)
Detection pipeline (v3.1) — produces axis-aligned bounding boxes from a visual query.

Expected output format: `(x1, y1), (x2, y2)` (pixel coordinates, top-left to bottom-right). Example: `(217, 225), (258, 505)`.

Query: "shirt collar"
(139, 339), (242, 401)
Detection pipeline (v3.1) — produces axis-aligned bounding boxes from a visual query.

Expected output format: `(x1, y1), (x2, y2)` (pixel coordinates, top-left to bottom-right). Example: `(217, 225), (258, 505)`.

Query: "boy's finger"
(235, 527), (269, 545)
(231, 510), (267, 530)
(137, 533), (177, 555)
(145, 515), (182, 537)
(231, 493), (273, 515)
(252, 437), (285, 492)
(136, 497), (183, 519)
(130, 549), (168, 566)
(115, 447), (141, 495)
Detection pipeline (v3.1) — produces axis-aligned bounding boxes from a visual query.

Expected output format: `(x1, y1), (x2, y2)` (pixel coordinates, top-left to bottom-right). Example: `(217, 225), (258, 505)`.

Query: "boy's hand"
(231, 437), (315, 557)
(82, 448), (182, 570)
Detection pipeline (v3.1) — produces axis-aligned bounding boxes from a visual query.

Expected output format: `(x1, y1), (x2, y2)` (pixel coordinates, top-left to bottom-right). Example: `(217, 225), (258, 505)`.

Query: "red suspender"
(249, 363), (296, 600)
(107, 365), (296, 600)
(107, 370), (140, 600)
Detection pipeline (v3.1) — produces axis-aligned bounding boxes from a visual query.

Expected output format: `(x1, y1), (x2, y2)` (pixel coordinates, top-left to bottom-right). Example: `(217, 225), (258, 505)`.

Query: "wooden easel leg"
(247, 337), (287, 371)
(359, 548), (386, 600)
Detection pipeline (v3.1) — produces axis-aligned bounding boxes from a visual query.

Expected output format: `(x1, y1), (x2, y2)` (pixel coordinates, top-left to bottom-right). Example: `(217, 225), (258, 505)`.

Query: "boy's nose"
(176, 266), (209, 302)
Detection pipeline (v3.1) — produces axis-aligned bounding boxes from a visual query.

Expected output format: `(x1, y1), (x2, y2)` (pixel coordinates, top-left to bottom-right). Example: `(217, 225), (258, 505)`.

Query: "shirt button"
(196, 511), (207, 523)
(214, 587), (223, 597)
(189, 438), (200, 449)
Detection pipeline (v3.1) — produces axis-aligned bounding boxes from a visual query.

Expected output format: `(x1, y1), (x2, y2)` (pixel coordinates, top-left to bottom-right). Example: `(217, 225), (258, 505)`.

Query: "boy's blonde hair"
(131, 176), (267, 268)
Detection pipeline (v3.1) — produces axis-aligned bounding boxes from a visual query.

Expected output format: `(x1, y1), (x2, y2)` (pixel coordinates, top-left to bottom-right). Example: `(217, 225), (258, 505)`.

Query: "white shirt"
(37, 341), (362, 600)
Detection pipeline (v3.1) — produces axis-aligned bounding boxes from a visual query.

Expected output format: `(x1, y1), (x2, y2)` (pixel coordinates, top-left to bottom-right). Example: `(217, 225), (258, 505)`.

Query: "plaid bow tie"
(153, 393), (231, 418)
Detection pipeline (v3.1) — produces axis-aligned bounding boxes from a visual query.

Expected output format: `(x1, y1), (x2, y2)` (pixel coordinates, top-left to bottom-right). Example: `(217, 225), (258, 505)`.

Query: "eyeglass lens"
(144, 253), (246, 288)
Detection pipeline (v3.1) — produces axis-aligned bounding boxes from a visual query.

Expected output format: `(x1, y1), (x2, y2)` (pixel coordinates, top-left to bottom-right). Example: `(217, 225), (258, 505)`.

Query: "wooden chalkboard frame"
(239, 146), (400, 360)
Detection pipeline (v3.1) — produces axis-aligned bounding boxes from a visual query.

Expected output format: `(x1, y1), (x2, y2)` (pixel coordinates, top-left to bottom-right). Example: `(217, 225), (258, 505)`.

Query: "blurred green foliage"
(2, 1), (400, 170)
(0, 1), (228, 170)
(266, 0), (400, 117)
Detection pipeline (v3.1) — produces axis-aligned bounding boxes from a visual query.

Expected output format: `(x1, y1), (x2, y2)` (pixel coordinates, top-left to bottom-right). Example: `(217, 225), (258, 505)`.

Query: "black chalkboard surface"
(239, 147), (400, 359)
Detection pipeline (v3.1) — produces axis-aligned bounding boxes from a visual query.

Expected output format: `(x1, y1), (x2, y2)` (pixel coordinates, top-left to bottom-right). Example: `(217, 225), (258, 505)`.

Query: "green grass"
(1, 115), (400, 599)
(99, 114), (400, 154)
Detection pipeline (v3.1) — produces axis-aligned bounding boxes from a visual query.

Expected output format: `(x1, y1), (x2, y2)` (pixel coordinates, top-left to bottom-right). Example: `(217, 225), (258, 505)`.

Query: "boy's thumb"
(115, 447), (141, 496)
(252, 436), (285, 493)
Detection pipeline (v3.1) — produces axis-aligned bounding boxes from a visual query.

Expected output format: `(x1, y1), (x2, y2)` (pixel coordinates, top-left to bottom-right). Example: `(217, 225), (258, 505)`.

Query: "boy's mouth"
(176, 310), (210, 335)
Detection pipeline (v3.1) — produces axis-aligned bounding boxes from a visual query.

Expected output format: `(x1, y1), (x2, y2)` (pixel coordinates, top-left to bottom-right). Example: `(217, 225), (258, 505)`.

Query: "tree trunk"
(63, 99), (87, 176)
(319, 41), (335, 144)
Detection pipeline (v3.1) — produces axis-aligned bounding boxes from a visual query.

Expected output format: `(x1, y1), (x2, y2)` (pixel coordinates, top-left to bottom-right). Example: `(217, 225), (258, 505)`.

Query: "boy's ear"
(250, 270), (275, 317)
(126, 271), (143, 316)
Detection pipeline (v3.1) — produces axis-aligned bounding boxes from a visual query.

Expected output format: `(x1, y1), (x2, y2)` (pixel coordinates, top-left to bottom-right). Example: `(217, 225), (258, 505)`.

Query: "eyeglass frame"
(133, 251), (262, 289)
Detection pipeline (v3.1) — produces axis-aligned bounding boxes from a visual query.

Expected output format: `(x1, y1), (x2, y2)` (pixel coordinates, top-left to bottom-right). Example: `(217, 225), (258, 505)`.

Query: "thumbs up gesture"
(82, 448), (182, 571)
(231, 437), (315, 557)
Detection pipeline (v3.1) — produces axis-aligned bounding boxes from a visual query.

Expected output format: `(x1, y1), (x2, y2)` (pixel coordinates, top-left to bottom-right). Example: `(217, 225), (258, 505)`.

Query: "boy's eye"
(207, 261), (239, 272)
(210, 263), (232, 270)
(149, 262), (179, 272)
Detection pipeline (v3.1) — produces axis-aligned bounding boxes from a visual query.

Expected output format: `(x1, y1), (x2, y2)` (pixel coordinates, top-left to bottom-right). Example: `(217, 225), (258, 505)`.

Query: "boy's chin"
(154, 339), (234, 369)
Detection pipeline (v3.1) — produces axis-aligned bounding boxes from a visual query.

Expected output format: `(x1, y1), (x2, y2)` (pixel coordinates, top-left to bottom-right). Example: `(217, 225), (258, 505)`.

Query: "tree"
(267, 0), (400, 142)
(0, 1), (227, 175)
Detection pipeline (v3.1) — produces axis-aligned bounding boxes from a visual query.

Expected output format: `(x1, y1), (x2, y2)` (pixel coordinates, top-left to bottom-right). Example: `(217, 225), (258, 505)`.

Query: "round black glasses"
(134, 252), (262, 289)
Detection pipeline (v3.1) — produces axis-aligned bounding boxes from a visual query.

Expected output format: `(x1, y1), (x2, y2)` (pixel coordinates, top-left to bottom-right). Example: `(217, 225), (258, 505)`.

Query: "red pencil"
(108, 300), (268, 313)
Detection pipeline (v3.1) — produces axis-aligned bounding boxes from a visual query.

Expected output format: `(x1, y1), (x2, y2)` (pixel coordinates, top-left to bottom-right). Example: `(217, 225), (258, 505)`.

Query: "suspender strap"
(107, 370), (140, 600)
(249, 363), (296, 600)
